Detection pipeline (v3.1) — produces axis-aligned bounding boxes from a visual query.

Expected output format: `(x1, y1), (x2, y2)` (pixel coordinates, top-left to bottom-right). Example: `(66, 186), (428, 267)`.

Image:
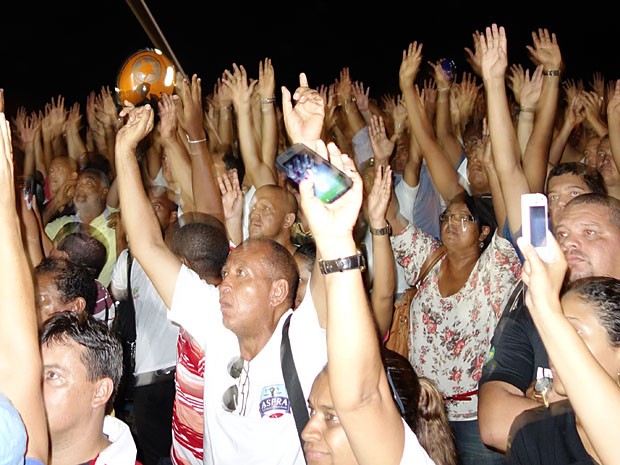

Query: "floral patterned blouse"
(391, 223), (521, 420)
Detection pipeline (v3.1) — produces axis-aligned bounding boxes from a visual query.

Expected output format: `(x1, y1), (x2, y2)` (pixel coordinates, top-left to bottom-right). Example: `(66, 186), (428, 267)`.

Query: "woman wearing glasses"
(383, 163), (521, 462)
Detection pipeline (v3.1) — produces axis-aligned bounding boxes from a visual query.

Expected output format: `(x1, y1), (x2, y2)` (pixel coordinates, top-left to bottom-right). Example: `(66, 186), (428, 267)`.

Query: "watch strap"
(369, 224), (391, 236)
(319, 252), (366, 274)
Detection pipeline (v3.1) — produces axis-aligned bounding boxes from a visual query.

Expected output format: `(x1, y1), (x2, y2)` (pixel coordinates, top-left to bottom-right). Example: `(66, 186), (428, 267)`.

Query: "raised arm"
(399, 41), (463, 203)
(222, 64), (276, 188)
(0, 111), (49, 463)
(479, 24), (530, 237)
(521, 28), (563, 193)
(157, 92), (195, 211)
(115, 103), (182, 308)
(607, 80), (620, 174)
(300, 141), (413, 465)
(366, 164), (397, 339)
(256, 57), (279, 178)
(174, 74), (224, 222)
(518, 233), (620, 465)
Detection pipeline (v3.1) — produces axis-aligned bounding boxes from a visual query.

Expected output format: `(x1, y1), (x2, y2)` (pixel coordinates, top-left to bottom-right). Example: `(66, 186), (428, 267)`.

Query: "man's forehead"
(558, 203), (611, 227)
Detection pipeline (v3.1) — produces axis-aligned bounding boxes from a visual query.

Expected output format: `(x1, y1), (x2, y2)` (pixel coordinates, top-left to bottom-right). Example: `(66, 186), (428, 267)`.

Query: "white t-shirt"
(169, 265), (326, 465)
(110, 249), (179, 374)
(400, 418), (437, 464)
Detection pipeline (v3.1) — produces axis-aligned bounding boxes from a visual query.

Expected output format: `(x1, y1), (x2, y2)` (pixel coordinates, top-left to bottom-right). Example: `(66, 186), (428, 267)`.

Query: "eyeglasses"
(439, 213), (476, 224)
(222, 357), (248, 413)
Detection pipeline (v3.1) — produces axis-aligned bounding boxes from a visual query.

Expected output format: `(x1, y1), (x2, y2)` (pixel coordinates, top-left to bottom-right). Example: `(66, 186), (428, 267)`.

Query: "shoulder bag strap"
(414, 244), (447, 288)
(126, 249), (133, 301)
(280, 313), (309, 461)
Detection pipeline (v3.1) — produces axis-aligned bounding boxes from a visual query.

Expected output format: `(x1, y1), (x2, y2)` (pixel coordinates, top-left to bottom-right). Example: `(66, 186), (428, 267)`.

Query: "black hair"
(444, 192), (497, 252)
(547, 162), (607, 196)
(35, 257), (98, 315)
(56, 232), (107, 279)
(563, 276), (620, 346)
(40, 311), (123, 408)
(171, 219), (230, 282)
(381, 347), (457, 465)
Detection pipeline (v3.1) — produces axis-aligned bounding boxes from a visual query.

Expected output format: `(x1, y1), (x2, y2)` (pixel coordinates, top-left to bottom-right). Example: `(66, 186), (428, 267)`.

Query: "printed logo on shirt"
(259, 384), (290, 418)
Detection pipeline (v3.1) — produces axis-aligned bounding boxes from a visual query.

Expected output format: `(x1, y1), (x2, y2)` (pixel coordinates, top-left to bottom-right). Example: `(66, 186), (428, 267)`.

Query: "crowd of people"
(1, 21), (620, 465)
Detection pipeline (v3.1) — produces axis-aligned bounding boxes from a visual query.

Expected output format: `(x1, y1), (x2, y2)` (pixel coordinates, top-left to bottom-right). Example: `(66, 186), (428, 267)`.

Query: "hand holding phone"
(521, 193), (552, 262)
(275, 143), (353, 204)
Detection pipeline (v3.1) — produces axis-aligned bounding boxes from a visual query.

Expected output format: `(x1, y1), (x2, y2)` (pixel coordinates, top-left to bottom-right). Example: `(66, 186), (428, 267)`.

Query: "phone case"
(275, 143), (353, 203)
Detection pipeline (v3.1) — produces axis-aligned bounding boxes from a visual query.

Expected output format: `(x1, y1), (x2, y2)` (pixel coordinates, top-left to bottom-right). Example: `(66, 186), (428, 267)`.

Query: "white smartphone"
(521, 193), (552, 262)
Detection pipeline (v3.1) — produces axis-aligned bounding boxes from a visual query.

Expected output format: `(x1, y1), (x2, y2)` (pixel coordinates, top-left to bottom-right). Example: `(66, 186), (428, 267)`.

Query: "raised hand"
(399, 41), (424, 90)
(117, 103), (155, 152)
(174, 74), (205, 136)
(464, 30), (483, 77)
(366, 164), (393, 229)
(479, 24), (508, 82)
(519, 65), (544, 110)
(217, 168), (243, 221)
(352, 81), (370, 114)
(589, 71), (605, 99)
(256, 57), (276, 100)
(526, 28), (563, 71)
(607, 80), (620, 122)
(222, 64), (257, 110)
(281, 72), (325, 149)
(368, 114), (395, 165)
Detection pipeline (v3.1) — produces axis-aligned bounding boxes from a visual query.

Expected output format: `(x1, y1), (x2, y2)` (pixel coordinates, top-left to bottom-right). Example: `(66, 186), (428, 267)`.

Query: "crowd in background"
(1, 21), (620, 465)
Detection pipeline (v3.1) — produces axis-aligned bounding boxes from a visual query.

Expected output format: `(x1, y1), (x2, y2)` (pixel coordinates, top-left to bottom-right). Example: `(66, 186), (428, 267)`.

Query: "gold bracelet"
(519, 106), (536, 113)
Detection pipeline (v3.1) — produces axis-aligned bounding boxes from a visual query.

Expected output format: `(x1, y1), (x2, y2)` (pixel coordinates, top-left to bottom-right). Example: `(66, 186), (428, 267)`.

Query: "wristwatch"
(369, 223), (392, 236)
(319, 252), (366, 274)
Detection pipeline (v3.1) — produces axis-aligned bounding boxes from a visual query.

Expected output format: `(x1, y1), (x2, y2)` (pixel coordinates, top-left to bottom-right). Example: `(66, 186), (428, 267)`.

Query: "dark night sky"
(1, 2), (618, 116)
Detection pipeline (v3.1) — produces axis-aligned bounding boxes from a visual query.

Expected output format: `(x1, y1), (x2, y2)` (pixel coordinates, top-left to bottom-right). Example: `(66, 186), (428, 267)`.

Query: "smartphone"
(275, 143), (353, 204)
(521, 193), (552, 262)
(440, 58), (456, 83)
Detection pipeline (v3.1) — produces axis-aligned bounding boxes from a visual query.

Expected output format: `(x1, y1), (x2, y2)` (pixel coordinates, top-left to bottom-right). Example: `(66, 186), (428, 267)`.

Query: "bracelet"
(319, 252), (366, 274)
(437, 87), (451, 93)
(260, 97), (276, 105)
(369, 224), (392, 236)
(543, 69), (561, 77)
(519, 106), (536, 113)
(185, 134), (207, 144)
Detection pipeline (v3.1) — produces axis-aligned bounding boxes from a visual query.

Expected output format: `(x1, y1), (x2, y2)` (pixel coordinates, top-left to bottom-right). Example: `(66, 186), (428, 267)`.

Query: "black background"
(1, 1), (617, 116)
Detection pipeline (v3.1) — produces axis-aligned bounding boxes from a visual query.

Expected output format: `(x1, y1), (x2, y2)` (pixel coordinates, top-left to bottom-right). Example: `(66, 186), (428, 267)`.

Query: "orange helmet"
(116, 48), (176, 105)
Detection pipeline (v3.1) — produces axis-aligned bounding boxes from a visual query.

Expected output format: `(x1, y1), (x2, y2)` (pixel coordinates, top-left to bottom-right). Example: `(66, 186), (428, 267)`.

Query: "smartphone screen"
(529, 205), (547, 248)
(276, 144), (352, 203)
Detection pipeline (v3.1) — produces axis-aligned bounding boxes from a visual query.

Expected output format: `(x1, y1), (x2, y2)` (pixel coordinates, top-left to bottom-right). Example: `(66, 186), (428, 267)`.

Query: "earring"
(479, 241), (484, 249)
